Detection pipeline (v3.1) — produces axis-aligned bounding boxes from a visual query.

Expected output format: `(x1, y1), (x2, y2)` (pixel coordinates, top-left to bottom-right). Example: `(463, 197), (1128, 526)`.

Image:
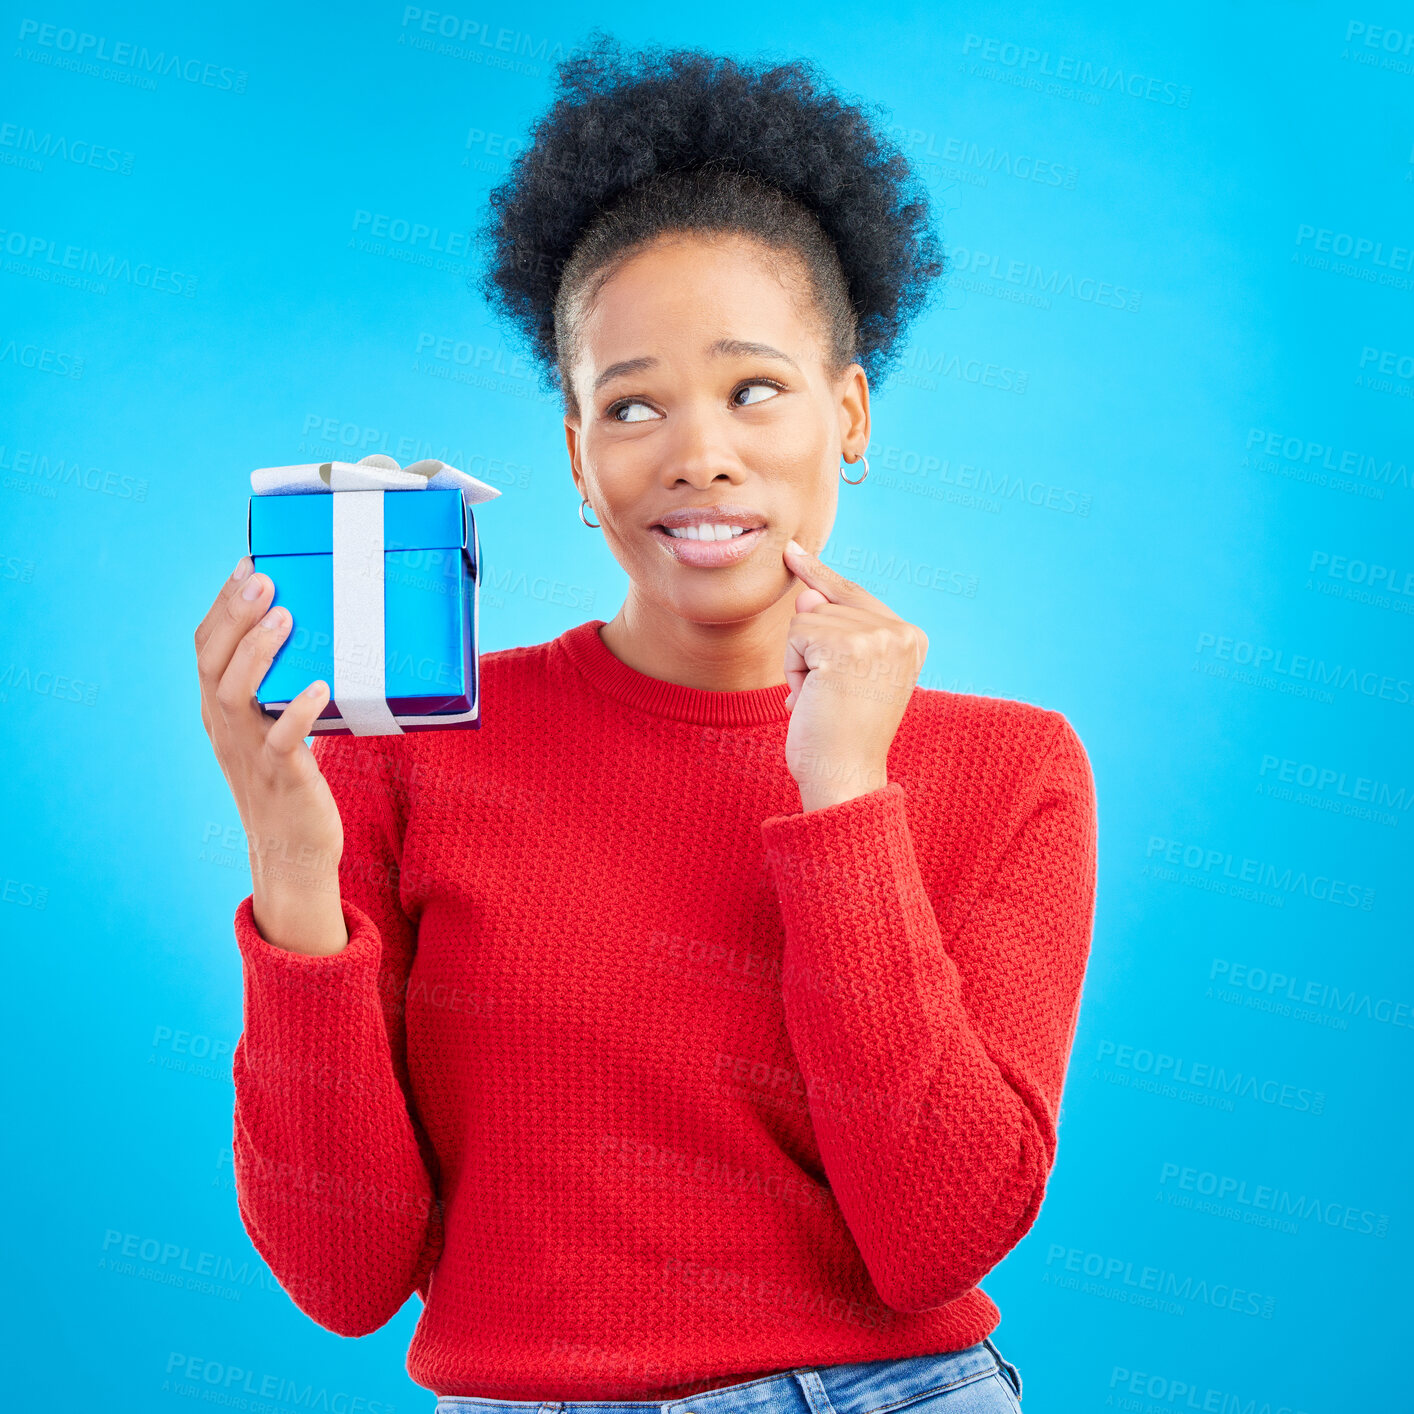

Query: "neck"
(598, 590), (795, 693)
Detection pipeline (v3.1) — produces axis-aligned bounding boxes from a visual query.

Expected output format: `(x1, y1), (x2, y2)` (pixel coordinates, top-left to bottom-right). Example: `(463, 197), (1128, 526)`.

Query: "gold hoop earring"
(841, 454), (869, 485)
(579, 498), (600, 529)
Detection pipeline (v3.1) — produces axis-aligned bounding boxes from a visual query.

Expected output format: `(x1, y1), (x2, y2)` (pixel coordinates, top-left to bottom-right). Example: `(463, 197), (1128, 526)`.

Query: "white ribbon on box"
(250, 453), (501, 736)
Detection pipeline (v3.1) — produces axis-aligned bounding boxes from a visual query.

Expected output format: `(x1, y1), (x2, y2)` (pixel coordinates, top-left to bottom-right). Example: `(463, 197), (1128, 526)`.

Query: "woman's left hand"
(781, 539), (929, 812)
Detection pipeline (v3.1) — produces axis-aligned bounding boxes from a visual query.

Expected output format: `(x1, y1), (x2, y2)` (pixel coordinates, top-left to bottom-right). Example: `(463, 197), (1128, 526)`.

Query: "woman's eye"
(734, 381), (781, 407)
(608, 380), (780, 421)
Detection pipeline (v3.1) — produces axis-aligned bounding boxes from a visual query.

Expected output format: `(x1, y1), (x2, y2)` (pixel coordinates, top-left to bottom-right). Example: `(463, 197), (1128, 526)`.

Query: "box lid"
(248, 487), (468, 556)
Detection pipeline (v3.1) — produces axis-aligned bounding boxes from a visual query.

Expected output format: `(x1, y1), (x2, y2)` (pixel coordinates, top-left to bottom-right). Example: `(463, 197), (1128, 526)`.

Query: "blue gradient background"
(2, 3), (1410, 1411)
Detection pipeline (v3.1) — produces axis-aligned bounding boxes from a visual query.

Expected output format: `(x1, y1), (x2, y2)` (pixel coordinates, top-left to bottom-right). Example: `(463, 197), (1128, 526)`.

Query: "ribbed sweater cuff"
(760, 781), (920, 912)
(233, 894), (381, 983)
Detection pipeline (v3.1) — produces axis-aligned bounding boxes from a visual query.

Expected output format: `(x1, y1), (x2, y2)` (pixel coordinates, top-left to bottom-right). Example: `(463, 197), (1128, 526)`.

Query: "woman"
(195, 33), (1096, 1414)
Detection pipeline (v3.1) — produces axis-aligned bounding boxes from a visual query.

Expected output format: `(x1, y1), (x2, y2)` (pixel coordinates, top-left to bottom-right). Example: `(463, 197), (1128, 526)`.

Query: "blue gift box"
(246, 486), (482, 735)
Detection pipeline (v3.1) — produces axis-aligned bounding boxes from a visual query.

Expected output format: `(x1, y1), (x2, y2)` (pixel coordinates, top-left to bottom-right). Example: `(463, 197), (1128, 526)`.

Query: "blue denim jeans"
(433, 1337), (1025, 1414)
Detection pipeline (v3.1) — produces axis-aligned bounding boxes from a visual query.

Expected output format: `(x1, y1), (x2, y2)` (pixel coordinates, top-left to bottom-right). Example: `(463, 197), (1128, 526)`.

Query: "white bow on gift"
(250, 453), (502, 736)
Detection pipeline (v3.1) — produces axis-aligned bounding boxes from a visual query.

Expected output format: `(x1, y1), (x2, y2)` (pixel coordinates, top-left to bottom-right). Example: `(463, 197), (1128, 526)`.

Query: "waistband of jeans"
(806, 1342), (1000, 1414)
(433, 1341), (1002, 1414)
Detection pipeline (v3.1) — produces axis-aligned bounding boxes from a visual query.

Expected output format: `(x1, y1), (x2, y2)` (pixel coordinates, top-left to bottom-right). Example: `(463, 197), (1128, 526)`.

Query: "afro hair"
(472, 30), (946, 410)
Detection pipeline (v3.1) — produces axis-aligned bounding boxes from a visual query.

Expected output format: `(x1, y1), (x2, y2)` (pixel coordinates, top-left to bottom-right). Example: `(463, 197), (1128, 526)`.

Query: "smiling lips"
(648, 504), (771, 567)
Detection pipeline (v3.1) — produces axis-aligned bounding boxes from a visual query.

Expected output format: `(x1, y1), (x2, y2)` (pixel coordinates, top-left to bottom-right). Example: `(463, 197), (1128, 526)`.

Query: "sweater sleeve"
(759, 711), (1097, 1314)
(230, 732), (444, 1337)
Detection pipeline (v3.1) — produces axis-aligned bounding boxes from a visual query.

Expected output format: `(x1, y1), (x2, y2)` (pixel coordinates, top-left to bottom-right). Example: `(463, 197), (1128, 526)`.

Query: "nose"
(658, 402), (744, 489)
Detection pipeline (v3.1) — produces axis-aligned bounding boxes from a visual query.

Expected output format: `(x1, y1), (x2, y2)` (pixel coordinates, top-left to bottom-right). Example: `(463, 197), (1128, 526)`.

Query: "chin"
(650, 568), (793, 626)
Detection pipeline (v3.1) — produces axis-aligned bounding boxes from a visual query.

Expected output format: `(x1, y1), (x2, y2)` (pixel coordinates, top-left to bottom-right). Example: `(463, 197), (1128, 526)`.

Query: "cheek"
(580, 442), (648, 519)
(796, 486), (840, 553)
(752, 417), (828, 484)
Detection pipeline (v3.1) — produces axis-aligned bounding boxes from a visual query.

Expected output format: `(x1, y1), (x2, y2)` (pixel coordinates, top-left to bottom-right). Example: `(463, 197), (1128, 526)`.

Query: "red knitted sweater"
(231, 618), (1098, 1401)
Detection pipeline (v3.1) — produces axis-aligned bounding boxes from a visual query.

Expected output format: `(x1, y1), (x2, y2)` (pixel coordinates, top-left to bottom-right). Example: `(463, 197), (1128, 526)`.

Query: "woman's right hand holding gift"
(194, 556), (349, 956)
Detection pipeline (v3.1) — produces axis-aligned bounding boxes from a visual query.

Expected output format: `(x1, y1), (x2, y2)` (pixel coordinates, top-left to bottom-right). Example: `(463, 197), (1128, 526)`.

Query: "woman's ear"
(836, 361), (870, 460)
(564, 417), (585, 495)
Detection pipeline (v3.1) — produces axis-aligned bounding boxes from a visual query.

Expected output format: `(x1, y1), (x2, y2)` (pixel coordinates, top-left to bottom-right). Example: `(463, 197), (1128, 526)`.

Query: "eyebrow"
(592, 338), (801, 396)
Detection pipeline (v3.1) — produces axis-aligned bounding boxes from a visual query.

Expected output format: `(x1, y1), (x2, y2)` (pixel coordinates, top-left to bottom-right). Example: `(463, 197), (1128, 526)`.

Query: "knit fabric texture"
(231, 617), (1098, 1401)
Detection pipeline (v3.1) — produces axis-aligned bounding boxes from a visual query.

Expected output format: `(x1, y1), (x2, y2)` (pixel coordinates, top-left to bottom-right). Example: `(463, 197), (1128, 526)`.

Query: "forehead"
(575, 232), (816, 365)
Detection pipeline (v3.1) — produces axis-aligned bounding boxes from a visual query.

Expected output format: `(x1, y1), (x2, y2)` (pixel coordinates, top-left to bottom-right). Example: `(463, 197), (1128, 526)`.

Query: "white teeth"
(666, 523), (751, 540)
